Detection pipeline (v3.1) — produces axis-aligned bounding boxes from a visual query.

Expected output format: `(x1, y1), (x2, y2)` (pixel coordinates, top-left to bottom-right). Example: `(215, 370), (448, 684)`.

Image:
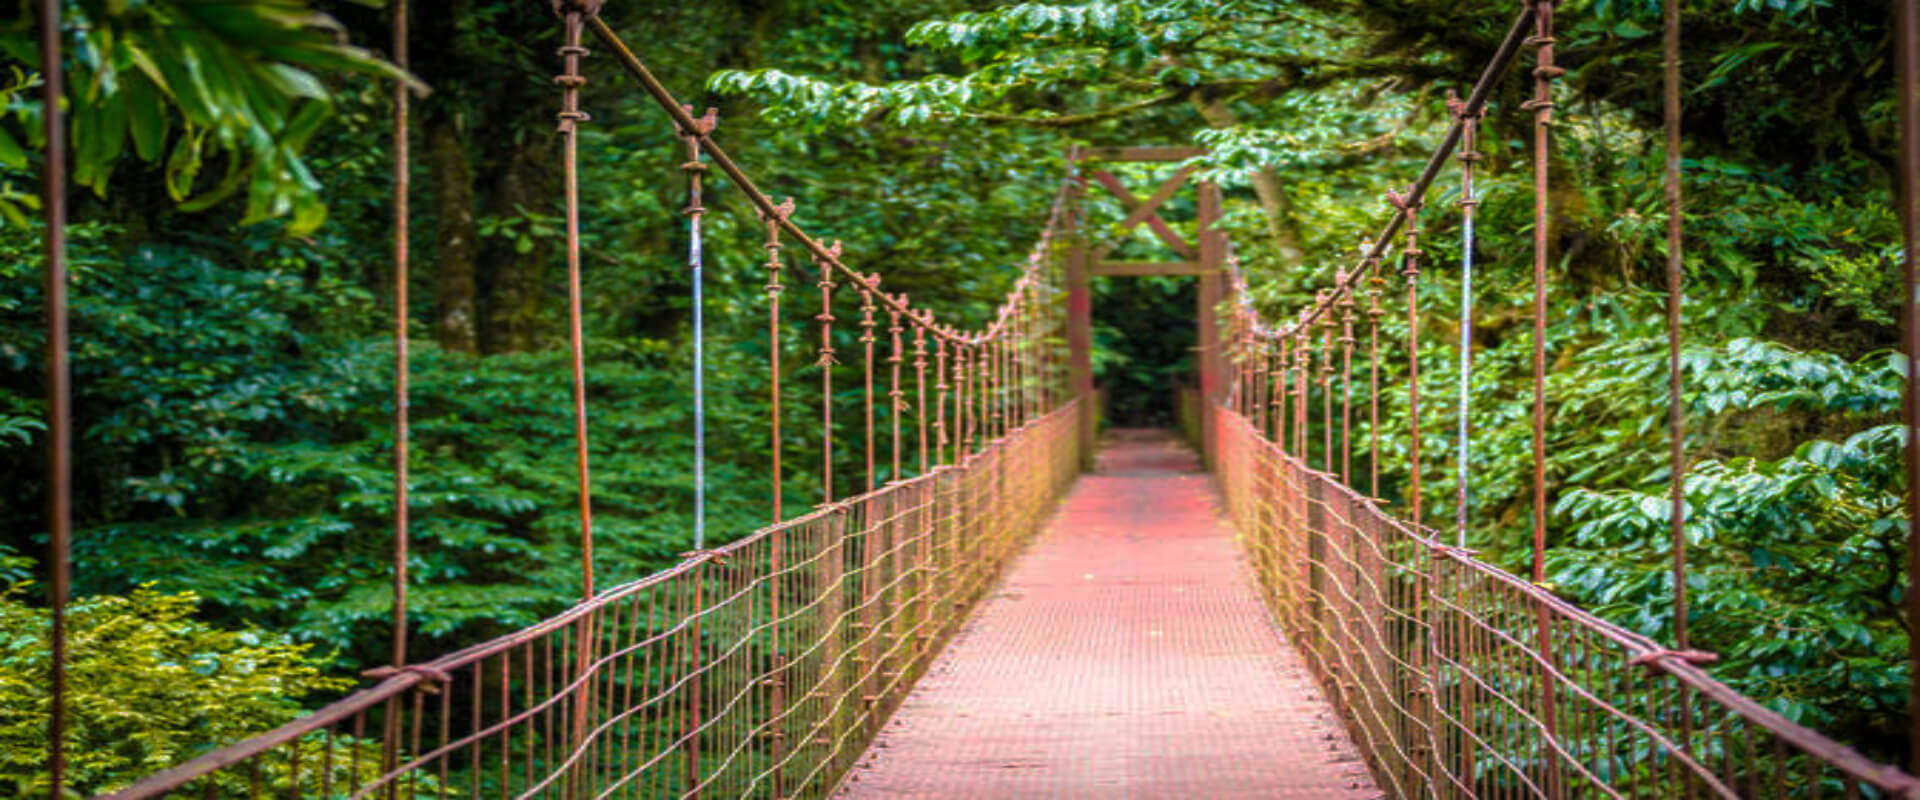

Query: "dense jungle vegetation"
(1, 0), (1913, 792)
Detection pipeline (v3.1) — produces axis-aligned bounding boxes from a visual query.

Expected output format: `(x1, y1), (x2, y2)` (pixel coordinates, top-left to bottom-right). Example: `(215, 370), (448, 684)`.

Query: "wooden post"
(1065, 165), (1097, 471)
(1195, 181), (1226, 462)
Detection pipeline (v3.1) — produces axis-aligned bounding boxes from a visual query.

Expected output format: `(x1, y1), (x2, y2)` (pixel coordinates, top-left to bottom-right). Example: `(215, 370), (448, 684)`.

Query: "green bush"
(0, 575), (348, 797)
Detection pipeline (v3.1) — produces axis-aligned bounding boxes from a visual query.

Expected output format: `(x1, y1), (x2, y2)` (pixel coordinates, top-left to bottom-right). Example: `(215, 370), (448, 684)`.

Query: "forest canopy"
(1, 0), (1914, 789)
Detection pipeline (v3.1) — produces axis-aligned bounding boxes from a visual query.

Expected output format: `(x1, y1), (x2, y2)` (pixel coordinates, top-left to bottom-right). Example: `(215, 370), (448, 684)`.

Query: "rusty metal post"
(38, 0), (70, 792)
(389, 0), (412, 673)
(1525, 4), (1566, 795)
(1663, 2), (1701, 793)
(1898, 0), (1920, 772)
(557, 0), (597, 600)
(764, 199), (793, 521)
(383, 3), (413, 793)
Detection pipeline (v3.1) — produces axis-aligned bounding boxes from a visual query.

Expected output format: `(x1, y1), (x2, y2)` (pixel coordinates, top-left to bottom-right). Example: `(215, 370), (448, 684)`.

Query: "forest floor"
(837, 429), (1377, 798)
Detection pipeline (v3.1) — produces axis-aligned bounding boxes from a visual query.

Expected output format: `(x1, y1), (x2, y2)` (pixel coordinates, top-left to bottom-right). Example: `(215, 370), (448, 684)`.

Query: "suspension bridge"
(28, 0), (1920, 797)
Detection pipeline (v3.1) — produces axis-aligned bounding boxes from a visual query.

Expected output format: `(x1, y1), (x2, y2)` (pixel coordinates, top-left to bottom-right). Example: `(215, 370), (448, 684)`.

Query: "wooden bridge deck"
(839, 429), (1378, 798)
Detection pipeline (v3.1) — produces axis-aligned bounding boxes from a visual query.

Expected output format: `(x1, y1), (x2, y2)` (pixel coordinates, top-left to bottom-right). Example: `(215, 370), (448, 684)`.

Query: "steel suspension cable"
(1281, 6), (1535, 335)
(680, 107), (715, 549)
(1450, 91), (1483, 549)
(583, 17), (960, 348)
(38, 0), (70, 792)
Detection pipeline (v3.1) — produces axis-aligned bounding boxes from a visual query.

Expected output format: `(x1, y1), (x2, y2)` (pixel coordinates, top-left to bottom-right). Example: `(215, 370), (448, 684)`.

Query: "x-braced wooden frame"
(1064, 146), (1227, 465)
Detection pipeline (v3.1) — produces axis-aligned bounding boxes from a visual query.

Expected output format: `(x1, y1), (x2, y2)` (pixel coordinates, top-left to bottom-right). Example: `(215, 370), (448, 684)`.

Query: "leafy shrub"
(0, 579), (348, 797)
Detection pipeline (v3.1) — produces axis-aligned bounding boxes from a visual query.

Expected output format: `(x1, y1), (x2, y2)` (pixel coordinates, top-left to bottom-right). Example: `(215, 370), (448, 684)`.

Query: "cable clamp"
(760, 197), (796, 224)
(362, 663), (454, 693)
(1428, 542), (1479, 559)
(1626, 648), (1719, 673)
(1386, 187), (1421, 214)
(1445, 89), (1486, 121)
(680, 548), (731, 565)
(554, 109), (591, 133)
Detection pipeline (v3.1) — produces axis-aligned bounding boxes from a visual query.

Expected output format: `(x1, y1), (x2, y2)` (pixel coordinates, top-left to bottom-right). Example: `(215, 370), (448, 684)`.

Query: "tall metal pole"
(389, 0), (412, 672)
(38, 0), (71, 793)
(1527, 0), (1559, 585)
(558, 2), (597, 599)
(1662, 0), (1689, 653)
(1896, 0), (1920, 772)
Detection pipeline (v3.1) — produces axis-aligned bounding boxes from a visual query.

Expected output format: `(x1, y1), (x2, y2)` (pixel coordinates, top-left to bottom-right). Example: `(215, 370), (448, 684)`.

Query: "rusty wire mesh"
(102, 404), (1080, 800)
(1210, 406), (1920, 799)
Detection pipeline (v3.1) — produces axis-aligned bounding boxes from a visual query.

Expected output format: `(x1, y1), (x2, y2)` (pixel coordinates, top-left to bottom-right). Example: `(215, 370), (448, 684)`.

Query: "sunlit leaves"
(0, 0), (417, 235)
(0, 584), (348, 796)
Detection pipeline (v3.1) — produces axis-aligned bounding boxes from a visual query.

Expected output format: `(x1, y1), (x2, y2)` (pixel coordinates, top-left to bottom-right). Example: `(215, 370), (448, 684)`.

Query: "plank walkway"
(839, 429), (1378, 798)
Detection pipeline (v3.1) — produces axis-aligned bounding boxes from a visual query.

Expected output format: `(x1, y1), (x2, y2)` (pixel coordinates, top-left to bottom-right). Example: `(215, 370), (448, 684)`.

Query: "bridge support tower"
(1065, 146), (1226, 468)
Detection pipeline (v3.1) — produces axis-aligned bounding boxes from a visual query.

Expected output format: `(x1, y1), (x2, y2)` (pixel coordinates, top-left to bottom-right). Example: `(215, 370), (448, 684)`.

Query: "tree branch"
(966, 90), (1187, 128)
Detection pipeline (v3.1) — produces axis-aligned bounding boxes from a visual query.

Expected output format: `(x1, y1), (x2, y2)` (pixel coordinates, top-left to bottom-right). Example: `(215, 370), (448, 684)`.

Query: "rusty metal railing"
(1210, 406), (1920, 798)
(102, 401), (1081, 799)
(90, 2), (1088, 795)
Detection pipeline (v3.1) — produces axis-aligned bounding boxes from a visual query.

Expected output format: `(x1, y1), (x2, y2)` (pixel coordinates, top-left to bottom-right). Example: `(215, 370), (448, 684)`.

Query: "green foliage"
(1551, 423), (1907, 738)
(0, 580), (348, 797)
(0, 0), (415, 233)
(3, 0), (1915, 777)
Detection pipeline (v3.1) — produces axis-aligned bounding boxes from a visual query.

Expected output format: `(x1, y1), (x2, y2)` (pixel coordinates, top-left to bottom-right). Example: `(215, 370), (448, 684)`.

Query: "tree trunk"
(483, 143), (554, 353)
(1191, 93), (1307, 267)
(429, 119), (479, 354)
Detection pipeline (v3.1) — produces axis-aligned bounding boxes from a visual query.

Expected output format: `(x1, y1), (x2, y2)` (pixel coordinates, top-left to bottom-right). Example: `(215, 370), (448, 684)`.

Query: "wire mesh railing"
(104, 402), (1080, 799)
(1211, 407), (1920, 799)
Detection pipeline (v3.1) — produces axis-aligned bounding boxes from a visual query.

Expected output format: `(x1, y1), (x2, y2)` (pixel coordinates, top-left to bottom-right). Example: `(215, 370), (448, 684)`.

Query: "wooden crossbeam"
(1088, 170), (1196, 259)
(1090, 261), (1215, 277)
(1075, 146), (1208, 162)
(1089, 164), (1197, 263)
